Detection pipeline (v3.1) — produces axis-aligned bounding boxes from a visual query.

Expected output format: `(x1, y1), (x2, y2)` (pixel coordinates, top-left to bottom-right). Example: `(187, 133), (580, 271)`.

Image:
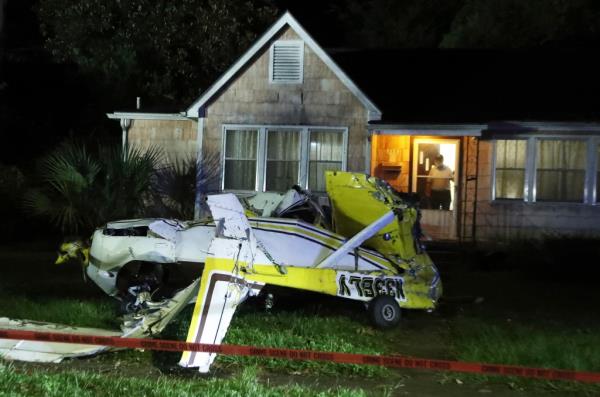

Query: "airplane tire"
(368, 296), (401, 329)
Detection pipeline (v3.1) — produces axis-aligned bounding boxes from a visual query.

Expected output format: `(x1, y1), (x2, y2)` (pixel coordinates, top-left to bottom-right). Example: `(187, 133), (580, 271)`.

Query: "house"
(107, 11), (600, 243)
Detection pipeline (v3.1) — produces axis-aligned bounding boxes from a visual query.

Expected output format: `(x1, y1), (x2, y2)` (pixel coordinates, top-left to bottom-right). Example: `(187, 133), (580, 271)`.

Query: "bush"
(24, 141), (162, 235)
(149, 152), (220, 220)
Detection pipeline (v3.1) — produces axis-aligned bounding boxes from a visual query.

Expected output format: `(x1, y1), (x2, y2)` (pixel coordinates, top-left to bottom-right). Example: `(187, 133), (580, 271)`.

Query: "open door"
(412, 138), (459, 240)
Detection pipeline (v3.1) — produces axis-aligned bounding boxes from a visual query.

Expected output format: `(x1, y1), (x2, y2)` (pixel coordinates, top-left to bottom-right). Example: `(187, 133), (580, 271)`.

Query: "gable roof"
(185, 11), (382, 121)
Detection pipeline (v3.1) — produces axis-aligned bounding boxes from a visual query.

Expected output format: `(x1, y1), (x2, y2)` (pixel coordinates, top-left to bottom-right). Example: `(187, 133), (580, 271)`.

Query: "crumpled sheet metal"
(0, 279), (200, 364)
(0, 317), (121, 363)
(121, 279), (200, 338)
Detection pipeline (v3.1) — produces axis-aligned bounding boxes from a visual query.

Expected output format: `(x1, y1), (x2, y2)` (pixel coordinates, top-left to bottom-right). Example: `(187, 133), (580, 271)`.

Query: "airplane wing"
(179, 194), (264, 372)
(0, 278), (203, 364)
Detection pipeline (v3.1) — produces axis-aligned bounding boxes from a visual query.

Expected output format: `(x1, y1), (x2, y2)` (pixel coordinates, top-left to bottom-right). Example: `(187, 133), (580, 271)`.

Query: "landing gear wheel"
(368, 296), (401, 329)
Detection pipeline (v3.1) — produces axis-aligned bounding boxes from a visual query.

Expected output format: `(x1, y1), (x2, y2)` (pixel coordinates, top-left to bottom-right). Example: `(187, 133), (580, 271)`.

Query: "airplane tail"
(178, 194), (264, 372)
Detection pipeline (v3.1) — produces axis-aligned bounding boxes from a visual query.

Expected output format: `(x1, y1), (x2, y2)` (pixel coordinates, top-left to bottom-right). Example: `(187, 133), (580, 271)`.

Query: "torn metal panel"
(208, 193), (255, 240)
(326, 171), (443, 309)
(148, 219), (186, 243)
(241, 191), (286, 217)
(0, 278), (202, 364)
(122, 278), (201, 337)
(0, 318), (120, 363)
(326, 171), (421, 260)
(240, 189), (306, 217)
(87, 220), (213, 297)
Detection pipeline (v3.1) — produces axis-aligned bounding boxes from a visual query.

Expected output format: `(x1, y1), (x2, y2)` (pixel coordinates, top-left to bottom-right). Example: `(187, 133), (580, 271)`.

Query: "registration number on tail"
(336, 272), (405, 302)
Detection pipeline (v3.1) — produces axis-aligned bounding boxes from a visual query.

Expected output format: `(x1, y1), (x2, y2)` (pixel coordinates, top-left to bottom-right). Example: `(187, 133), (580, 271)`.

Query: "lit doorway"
(412, 138), (459, 240)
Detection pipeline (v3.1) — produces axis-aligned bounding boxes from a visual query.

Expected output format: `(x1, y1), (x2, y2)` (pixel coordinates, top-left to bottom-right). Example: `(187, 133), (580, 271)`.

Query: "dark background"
(1, 0), (599, 166)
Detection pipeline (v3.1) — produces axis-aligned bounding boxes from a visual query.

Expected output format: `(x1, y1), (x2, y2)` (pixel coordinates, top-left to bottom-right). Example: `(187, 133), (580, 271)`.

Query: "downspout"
(365, 131), (372, 175)
(194, 107), (205, 220)
(460, 137), (469, 242)
(471, 138), (480, 244)
(120, 118), (131, 159)
(456, 137), (465, 243)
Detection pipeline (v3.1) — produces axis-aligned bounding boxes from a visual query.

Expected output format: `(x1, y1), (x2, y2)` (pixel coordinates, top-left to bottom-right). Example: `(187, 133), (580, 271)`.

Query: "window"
(309, 131), (344, 192)
(222, 125), (347, 192)
(536, 140), (586, 202)
(269, 41), (304, 84)
(266, 129), (300, 191)
(495, 140), (526, 199)
(223, 129), (258, 190)
(493, 136), (597, 204)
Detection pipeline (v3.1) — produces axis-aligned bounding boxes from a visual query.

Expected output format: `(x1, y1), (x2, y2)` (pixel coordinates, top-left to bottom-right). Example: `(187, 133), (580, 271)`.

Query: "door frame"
(411, 137), (461, 239)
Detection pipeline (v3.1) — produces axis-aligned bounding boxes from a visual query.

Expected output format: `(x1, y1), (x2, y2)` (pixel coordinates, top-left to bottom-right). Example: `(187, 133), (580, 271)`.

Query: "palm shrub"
(24, 141), (163, 235)
(97, 144), (163, 222)
(24, 142), (101, 234)
(150, 152), (220, 219)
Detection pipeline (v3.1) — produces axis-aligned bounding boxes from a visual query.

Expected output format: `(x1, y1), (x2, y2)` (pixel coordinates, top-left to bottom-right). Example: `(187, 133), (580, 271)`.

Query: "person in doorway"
(427, 154), (453, 210)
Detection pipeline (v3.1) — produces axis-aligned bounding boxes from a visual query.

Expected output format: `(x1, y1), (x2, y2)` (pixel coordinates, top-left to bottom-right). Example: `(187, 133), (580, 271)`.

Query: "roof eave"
(107, 112), (191, 121)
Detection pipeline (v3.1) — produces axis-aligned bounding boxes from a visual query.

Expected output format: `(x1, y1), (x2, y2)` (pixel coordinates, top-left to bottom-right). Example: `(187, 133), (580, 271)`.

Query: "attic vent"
(269, 40), (304, 84)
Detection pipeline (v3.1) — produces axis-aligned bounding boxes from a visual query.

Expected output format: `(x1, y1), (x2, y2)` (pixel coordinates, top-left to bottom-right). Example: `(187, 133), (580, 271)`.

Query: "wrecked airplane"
(7, 171), (441, 372)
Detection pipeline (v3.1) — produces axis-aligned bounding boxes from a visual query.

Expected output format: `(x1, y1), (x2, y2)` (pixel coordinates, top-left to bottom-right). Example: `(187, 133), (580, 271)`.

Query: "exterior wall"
(203, 27), (369, 190)
(370, 134), (410, 192)
(463, 139), (600, 241)
(127, 119), (198, 165)
(459, 136), (478, 241)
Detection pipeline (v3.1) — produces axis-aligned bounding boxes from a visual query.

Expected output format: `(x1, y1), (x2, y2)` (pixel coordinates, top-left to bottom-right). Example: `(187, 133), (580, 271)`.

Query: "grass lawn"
(441, 259), (600, 396)
(453, 319), (600, 372)
(1, 245), (600, 396)
(0, 364), (366, 397)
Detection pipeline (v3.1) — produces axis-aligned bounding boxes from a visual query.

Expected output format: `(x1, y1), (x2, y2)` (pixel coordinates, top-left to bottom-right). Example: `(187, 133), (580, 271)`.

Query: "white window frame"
(264, 128), (302, 192)
(269, 40), (304, 84)
(490, 138), (529, 201)
(308, 128), (349, 192)
(222, 128), (260, 191)
(492, 135), (599, 205)
(221, 124), (348, 192)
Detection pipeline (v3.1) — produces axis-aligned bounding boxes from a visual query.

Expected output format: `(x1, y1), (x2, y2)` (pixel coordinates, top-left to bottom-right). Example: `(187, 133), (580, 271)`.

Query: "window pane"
(495, 140), (526, 199)
(266, 130), (300, 191)
(224, 160), (256, 190)
(496, 140), (526, 168)
(224, 129), (258, 190)
(496, 170), (525, 199)
(309, 131), (343, 192)
(225, 129), (257, 159)
(267, 130), (300, 161)
(536, 140), (586, 202)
